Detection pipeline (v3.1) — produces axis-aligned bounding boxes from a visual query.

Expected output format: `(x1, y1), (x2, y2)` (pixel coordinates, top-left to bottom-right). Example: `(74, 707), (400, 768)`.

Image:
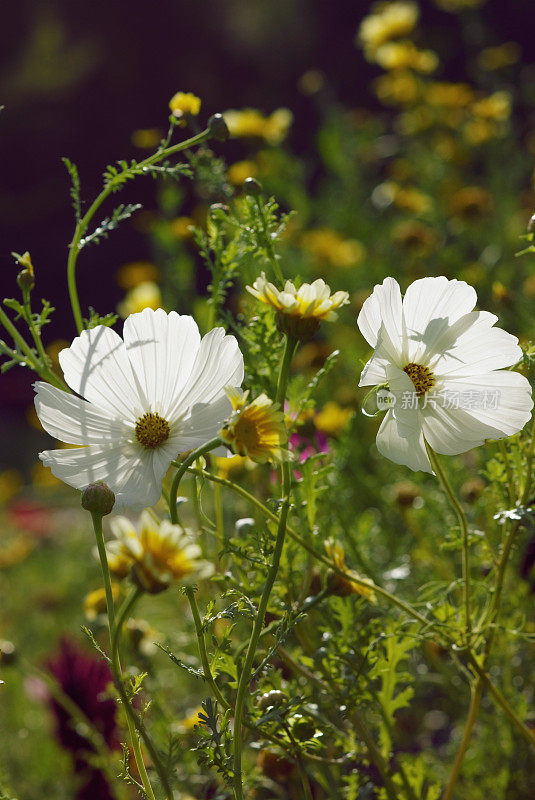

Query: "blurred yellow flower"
(462, 118), (496, 145)
(325, 539), (376, 602)
(426, 82), (474, 108)
(220, 389), (288, 464)
(223, 108), (293, 144)
(31, 461), (62, 489)
(0, 536), (35, 569)
(0, 469), (23, 505)
(131, 128), (162, 149)
(300, 229), (366, 269)
(478, 42), (521, 71)
(169, 91), (201, 118)
(84, 585), (121, 621)
(116, 261), (159, 289)
(168, 216), (194, 239)
(374, 71), (420, 106)
(391, 220), (438, 255)
(472, 91), (511, 122)
(449, 186), (493, 221)
(358, 2), (419, 55)
(117, 281), (163, 318)
(373, 41), (438, 73)
(107, 512), (213, 594)
(227, 160), (258, 186)
(315, 402), (353, 437)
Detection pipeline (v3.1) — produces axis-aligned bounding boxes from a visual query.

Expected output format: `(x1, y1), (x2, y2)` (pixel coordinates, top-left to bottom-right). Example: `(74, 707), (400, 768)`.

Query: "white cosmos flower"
(34, 308), (244, 512)
(358, 276), (533, 472)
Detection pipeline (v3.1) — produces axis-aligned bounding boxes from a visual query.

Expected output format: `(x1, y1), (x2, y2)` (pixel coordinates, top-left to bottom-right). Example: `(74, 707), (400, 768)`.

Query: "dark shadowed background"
(1, 0), (533, 471)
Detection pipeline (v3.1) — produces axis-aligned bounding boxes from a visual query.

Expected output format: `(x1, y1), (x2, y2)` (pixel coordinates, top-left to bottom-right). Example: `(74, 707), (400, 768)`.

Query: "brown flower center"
(135, 412), (170, 449)
(403, 362), (436, 397)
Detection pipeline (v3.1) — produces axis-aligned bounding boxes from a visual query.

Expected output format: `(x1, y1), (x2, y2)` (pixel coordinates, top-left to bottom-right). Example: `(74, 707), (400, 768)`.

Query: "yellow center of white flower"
(403, 362), (436, 396)
(135, 412), (170, 449)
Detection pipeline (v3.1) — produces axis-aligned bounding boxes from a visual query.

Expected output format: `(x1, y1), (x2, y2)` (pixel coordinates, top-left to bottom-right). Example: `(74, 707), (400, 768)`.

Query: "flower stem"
(90, 512), (172, 800)
(441, 680), (483, 800)
(186, 466), (434, 632)
(169, 437), (222, 524)
(232, 335), (296, 800)
(185, 587), (231, 710)
(426, 445), (472, 639)
(67, 128), (212, 333)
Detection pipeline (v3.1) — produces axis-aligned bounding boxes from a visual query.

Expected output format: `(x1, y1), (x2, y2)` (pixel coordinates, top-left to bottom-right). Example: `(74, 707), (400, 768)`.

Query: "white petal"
(376, 408), (432, 473)
(402, 277), (477, 363)
(357, 277), (404, 350)
(359, 355), (389, 387)
(431, 311), (522, 377)
(39, 444), (163, 513)
(428, 370), (533, 447)
(167, 327), (244, 420)
(59, 326), (140, 420)
(123, 309), (201, 417)
(34, 382), (128, 445)
(172, 395), (235, 453)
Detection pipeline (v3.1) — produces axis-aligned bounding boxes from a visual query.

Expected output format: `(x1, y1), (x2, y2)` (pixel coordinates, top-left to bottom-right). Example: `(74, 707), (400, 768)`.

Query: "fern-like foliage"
(79, 203), (142, 249)
(62, 157), (82, 222)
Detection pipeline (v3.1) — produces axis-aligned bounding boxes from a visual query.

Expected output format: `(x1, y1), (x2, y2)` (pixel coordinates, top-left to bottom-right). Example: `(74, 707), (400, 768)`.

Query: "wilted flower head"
(325, 539), (377, 601)
(357, 276), (533, 472)
(247, 272), (349, 339)
(34, 309), (243, 512)
(220, 389), (288, 463)
(107, 511), (213, 594)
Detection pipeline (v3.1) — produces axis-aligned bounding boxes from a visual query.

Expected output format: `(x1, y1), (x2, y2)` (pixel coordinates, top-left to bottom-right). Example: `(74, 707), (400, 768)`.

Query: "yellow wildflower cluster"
(300, 229), (366, 269)
(223, 108), (293, 144)
(106, 512), (213, 594)
(315, 402), (353, 437)
(220, 389), (288, 464)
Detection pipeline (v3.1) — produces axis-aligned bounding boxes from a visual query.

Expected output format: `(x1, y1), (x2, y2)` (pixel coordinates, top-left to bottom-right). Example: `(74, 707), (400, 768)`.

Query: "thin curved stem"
(169, 437), (222, 523)
(427, 445), (472, 639)
(441, 681), (483, 800)
(67, 128), (211, 333)
(91, 513), (172, 800)
(232, 335), (296, 800)
(186, 587), (231, 710)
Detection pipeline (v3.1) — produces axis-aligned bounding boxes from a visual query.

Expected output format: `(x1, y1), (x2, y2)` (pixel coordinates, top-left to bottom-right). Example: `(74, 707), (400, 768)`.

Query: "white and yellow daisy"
(358, 276), (533, 472)
(34, 309), (244, 512)
(107, 511), (213, 594)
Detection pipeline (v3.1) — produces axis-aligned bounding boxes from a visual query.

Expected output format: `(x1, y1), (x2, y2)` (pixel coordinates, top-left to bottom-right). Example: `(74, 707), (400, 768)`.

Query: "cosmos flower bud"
(243, 177), (262, 197)
(208, 113), (230, 142)
(81, 481), (116, 517)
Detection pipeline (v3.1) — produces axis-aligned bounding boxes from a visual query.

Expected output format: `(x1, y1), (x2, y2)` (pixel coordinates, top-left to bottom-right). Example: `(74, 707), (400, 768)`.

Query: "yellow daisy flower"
(106, 512), (213, 594)
(220, 389), (288, 464)
(117, 281), (163, 318)
(247, 272), (349, 339)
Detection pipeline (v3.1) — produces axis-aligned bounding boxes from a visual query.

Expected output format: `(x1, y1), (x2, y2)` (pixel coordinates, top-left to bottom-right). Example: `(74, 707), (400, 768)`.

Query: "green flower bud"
(208, 113), (230, 142)
(243, 177), (262, 197)
(0, 640), (17, 666)
(81, 481), (115, 516)
(256, 689), (287, 710)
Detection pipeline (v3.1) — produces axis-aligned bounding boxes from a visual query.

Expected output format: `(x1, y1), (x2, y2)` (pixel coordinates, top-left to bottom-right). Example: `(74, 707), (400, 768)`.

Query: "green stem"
(232, 335), (296, 800)
(91, 513), (171, 800)
(67, 128), (211, 333)
(0, 306), (40, 370)
(169, 437), (222, 523)
(441, 681), (484, 800)
(427, 445), (472, 639)
(186, 466), (435, 633)
(255, 196), (284, 285)
(498, 440), (515, 506)
(185, 587), (231, 711)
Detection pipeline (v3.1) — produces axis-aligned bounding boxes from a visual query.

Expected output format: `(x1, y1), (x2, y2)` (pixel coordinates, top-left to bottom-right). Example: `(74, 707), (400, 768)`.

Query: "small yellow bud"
(169, 91), (201, 118)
